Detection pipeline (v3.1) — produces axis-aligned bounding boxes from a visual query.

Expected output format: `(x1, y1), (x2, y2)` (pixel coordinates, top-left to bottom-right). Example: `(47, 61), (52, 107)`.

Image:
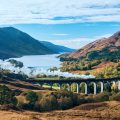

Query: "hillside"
(65, 31), (120, 59)
(0, 27), (56, 59)
(0, 75), (44, 92)
(59, 31), (120, 78)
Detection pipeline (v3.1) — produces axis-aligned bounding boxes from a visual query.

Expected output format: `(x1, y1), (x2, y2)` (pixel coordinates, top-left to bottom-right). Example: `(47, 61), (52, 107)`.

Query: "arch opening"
(59, 83), (70, 91)
(111, 81), (118, 92)
(42, 83), (52, 89)
(104, 81), (112, 92)
(80, 82), (88, 94)
(89, 82), (97, 94)
(71, 83), (79, 93)
(97, 82), (104, 93)
(52, 83), (61, 90)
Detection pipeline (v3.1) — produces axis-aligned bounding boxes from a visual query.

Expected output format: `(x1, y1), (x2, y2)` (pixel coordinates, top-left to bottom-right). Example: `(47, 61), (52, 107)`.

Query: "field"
(0, 101), (120, 120)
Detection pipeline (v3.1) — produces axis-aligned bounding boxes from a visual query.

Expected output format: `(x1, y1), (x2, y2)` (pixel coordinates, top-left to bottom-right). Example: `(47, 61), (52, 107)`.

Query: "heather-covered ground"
(0, 101), (120, 120)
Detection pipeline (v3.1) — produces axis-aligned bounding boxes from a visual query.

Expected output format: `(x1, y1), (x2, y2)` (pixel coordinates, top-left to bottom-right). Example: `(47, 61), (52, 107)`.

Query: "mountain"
(0, 27), (57, 59)
(59, 31), (120, 78)
(40, 41), (75, 53)
(61, 31), (120, 60)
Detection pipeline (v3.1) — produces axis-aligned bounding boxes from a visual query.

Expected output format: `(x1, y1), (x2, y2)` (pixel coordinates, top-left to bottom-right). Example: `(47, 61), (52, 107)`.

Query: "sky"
(0, 0), (120, 49)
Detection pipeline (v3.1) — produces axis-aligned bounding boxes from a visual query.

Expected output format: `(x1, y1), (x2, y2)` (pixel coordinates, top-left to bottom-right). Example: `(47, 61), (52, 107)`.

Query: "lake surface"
(7, 54), (95, 78)
(13, 54), (61, 69)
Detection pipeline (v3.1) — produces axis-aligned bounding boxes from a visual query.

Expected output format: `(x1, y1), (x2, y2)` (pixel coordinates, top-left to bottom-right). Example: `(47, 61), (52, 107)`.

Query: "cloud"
(47, 38), (94, 49)
(47, 34), (112, 49)
(0, 0), (120, 24)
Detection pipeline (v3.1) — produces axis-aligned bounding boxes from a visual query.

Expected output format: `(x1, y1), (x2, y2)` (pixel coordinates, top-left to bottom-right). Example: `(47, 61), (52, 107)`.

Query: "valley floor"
(0, 101), (120, 120)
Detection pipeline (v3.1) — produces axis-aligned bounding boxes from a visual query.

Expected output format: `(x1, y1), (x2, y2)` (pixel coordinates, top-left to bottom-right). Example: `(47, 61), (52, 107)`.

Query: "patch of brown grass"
(0, 101), (120, 120)
(73, 102), (108, 110)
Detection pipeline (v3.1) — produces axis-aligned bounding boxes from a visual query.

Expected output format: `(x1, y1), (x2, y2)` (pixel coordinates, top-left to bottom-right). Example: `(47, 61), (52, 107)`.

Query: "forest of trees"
(60, 59), (101, 71)
(60, 61), (120, 78)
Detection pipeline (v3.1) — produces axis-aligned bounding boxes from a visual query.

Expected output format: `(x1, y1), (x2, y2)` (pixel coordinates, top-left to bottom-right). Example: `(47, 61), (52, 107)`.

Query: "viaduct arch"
(24, 78), (120, 94)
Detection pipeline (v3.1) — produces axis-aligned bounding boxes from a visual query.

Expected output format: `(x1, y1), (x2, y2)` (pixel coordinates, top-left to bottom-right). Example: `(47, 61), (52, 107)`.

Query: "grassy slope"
(0, 77), (54, 92)
(0, 101), (119, 120)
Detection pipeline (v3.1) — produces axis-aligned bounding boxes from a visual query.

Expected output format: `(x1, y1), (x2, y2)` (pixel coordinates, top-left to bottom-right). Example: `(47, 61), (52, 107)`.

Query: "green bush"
(58, 96), (73, 110)
(77, 96), (87, 105)
(85, 94), (94, 103)
(109, 93), (120, 101)
(0, 85), (17, 105)
(17, 102), (27, 109)
(72, 93), (79, 106)
(93, 93), (109, 102)
(26, 91), (38, 104)
(40, 95), (58, 111)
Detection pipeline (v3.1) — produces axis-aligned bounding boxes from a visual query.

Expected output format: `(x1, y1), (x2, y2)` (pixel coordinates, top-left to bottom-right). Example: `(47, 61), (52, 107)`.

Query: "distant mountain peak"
(0, 27), (18, 31)
(113, 31), (120, 36)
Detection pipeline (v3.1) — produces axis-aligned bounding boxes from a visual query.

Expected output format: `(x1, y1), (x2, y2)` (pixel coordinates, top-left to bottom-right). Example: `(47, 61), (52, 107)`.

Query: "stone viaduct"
(25, 78), (120, 94)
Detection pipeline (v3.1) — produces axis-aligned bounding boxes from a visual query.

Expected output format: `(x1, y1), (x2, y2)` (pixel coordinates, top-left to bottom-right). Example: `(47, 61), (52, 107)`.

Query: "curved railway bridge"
(24, 78), (120, 94)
